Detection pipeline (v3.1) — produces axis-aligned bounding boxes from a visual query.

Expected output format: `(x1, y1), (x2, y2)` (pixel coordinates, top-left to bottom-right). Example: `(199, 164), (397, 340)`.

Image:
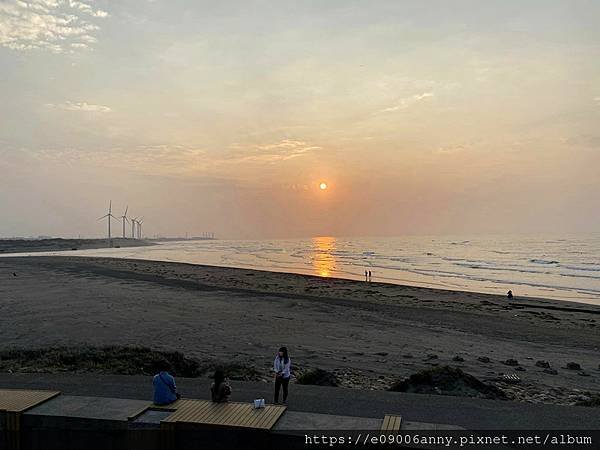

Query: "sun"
(319, 182), (328, 190)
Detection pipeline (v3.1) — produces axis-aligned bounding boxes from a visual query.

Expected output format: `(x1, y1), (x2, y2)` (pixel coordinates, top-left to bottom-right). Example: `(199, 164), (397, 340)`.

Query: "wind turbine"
(120, 206), (129, 238)
(137, 217), (144, 239)
(97, 200), (118, 240)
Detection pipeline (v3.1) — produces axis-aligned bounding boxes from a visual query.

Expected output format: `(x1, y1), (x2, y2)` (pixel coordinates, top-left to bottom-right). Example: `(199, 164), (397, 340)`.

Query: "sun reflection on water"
(312, 236), (337, 277)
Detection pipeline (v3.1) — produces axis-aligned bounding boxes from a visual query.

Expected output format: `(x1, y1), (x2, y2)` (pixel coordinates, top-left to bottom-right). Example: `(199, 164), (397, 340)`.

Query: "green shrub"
(0, 346), (201, 377)
(296, 368), (338, 386)
(389, 366), (506, 400)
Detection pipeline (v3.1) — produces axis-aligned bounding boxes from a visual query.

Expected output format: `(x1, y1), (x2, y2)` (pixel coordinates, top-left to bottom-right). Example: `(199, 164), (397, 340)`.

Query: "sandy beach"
(1, 255), (599, 407)
(0, 238), (153, 254)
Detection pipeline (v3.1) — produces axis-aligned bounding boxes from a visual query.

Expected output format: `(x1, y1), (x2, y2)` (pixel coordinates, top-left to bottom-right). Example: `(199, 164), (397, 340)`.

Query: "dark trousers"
(274, 376), (290, 403)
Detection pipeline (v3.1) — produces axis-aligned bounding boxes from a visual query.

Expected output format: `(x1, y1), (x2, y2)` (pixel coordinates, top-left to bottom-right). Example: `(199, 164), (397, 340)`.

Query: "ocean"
(31, 234), (600, 305)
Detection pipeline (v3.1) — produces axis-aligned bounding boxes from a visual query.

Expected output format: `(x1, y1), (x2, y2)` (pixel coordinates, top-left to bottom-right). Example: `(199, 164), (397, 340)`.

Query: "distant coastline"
(0, 238), (155, 254)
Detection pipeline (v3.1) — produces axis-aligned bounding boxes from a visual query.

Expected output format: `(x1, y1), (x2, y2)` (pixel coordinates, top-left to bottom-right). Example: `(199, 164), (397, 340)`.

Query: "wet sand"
(1, 255), (599, 406)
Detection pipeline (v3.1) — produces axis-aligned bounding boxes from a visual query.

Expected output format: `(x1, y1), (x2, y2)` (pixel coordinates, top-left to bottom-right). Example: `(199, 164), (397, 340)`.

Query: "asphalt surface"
(0, 373), (598, 430)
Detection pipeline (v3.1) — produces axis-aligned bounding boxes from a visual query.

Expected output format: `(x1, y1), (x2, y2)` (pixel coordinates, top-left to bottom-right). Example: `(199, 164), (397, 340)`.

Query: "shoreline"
(4, 252), (599, 309)
(1, 255), (599, 407)
(3, 249), (599, 308)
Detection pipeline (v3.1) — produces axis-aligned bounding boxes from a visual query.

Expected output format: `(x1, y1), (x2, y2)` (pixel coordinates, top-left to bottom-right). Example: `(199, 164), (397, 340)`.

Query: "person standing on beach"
(368, 270), (372, 281)
(273, 346), (291, 404)
(365, 270), (368, 281)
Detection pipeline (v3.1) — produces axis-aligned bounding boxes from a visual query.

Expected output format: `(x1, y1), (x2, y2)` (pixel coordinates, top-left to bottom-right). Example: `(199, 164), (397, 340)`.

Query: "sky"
(0, 0), (599, 239)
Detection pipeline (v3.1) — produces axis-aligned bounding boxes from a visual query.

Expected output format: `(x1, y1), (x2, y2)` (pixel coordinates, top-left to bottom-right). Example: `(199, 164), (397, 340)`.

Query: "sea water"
(21, 234), (600, 305)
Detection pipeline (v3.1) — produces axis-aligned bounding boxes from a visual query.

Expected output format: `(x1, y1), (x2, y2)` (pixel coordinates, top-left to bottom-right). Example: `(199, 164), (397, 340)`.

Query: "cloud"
(377, 92), (434, 114)
(7, 138), (320, 180)
(0, 0), (108, 53)
(561, 134), (600, 149)
(594, 97), (600, 104)
(12, 144), (208, 177)
(67, 0), (108, 17)
(46, 101), (111, 112)
(228, 139), (321, 163)
(436, 144), (467, 155)
(91, 9), (108, 18)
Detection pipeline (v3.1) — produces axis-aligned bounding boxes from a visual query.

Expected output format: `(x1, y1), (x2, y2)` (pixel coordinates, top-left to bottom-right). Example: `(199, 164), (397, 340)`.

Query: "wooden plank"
(248, 407), (274, 429)
(160, 400), (286, 431)
(215, 403), (245, 426)
(152, 399), (184, 410)
(164, 400), (213, 423)
(242, 404), (275, 428)
(264, 406), (287, 429)
(188, 401), (211, 421)
(235, 405), (260, 428)
(164, 403), (189, 422)
(163, 400), (195, 416)
(0, 389), (60, 413)
(388, 416), (396, 431)
(214, 403), (254, 425)
(228, 404), (257, 427)
(243, 408), (267, 429)
(381, 415), (391, 431)
(190, 402), (217, 421)
(173, 401), (200, 422)
(222, 403), (246, 425)
(240, 405), (283, 430)
(381, 415), (401, 432)
(253, 406), (280, 429)
(186, 402), (218, 423)
(203, 403), (230, 425)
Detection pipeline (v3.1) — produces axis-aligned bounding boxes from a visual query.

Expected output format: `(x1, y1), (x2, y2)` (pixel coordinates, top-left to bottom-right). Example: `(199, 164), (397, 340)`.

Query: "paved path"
(0, 373), (598, 430)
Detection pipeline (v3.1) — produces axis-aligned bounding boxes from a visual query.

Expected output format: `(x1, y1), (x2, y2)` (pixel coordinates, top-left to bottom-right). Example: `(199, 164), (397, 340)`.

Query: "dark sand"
(1, 255), (599, 406)
(0, 238), (153, 254)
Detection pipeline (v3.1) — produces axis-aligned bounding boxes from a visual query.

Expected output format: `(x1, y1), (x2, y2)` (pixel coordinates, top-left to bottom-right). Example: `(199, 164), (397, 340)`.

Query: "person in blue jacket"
(153, 361), (181, 405)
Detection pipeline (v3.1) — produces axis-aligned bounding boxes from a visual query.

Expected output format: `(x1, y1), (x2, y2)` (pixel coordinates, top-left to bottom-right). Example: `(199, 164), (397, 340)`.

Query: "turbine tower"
(97, 200), (118, 240)
(120, 206), (129, 238)
(131, 217), (137, 238)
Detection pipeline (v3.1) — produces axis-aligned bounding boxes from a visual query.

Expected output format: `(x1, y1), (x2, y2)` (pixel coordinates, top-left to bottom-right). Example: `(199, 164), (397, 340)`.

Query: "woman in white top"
(273, 346), (291, 404)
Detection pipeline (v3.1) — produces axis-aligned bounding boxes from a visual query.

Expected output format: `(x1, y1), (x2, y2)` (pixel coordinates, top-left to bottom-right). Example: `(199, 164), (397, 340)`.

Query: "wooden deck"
(0, 388), (61, 450)
(381, 414), (402, 432)
(149, 399), (286, 430)
(0, 389), (60, 414)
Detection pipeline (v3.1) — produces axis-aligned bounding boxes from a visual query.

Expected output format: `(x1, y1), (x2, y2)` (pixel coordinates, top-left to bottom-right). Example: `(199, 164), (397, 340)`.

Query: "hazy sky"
(1, 0), (599, 239)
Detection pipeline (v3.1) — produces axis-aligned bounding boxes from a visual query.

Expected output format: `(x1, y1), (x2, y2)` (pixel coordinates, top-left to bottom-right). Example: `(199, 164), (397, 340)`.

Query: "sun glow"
(312, 236), (336, 277)
(319, 182), (328, 190)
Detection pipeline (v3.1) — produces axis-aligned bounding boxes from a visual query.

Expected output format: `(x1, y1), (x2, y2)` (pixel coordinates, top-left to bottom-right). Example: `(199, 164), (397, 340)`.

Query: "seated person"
(210, 368), (232, 403)
(153, 361), (181, 405)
